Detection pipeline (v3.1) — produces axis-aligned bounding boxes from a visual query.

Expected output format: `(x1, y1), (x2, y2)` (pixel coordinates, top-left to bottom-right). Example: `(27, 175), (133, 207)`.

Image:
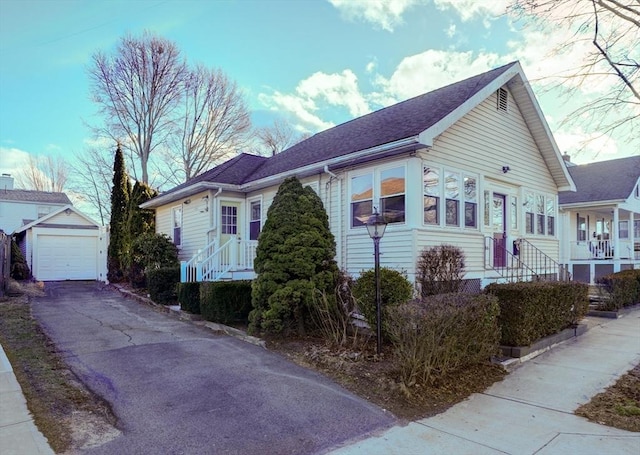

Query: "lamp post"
(366, 209), (388, 355)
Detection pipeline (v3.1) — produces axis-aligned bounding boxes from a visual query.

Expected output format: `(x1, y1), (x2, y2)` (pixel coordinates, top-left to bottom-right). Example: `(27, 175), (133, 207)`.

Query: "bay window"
(351, 166), (405, 228)
(423, 167), (440, 225)
(464, 176), (477, 228)
(445, 171), (460, 226)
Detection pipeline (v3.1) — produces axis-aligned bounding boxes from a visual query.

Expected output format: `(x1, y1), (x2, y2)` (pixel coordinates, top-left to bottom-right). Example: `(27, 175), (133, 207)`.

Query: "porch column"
(631, 211), (637, 261)
(613, 207), (620, 260)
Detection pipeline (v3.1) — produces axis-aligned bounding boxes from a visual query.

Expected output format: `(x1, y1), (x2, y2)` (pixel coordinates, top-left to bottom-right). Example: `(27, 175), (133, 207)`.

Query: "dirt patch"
(576, 363), (640, 432)
(266, 336), (507, 421)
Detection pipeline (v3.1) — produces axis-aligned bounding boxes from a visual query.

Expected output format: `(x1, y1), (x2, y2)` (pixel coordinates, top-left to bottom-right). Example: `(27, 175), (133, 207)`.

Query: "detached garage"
(14, 205), (108, 282)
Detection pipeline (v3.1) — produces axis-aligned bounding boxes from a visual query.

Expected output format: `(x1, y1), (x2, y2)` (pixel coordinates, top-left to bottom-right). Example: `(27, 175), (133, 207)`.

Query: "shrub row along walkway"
(330, 309), (640, 454)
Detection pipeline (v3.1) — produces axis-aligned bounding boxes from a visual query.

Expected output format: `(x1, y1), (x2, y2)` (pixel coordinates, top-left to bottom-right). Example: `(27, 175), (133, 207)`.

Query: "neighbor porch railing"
(569, 239), (615, 260)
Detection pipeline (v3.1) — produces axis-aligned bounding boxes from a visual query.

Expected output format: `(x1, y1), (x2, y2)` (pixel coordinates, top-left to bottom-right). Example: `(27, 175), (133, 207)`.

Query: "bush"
(416, 244), (466, 297)
(127, 233), (179, 287)
(352, 267), (413, 337)
(386, 293), (500, 387)
(201, 281), (252, 324)
(596, 270), (640, 311)
(147, 266), (180, 305)
(177, 282), (201, 314)
(250, 177), (338, 336)
(486, 281), (589, 346)
(10, 239), (30, 280)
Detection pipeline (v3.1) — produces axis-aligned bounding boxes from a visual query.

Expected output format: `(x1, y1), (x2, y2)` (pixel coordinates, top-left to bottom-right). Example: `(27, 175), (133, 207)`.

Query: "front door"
(492, 193), (507, 268)
(220, 202), (242, 266)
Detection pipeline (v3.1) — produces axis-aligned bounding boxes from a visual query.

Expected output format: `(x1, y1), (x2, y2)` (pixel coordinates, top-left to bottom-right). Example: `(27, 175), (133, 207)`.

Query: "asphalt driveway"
(31, 281), (394, 454)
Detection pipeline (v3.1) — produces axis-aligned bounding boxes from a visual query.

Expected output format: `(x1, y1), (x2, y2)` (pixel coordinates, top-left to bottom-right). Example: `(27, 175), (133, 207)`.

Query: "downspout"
(324, 165), (343, 270)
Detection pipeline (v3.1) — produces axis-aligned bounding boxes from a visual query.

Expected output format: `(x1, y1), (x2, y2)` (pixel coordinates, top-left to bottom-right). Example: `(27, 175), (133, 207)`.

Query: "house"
(0, 174), (72, 234)
(559, 155), (640, 284)
(0, 174), (108, 282)
(141, 61), (576, 289)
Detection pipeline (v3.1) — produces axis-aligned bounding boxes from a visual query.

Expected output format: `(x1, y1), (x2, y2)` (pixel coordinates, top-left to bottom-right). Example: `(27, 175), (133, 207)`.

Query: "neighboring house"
(141, 61), (576, 289)
(0, 174), (108, 282)
(0, 174), (72, 234)
(559, 155), (640, 284)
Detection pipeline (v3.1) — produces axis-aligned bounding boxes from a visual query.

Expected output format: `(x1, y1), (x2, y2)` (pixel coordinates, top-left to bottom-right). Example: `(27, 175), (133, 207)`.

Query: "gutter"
(140, 182), (236, 209)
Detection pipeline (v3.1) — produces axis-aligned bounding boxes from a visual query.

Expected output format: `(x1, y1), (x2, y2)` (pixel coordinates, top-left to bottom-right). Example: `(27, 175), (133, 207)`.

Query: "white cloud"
(258, 91), (334, 132)
(434, 0), (509, 23)
(328, 0), (418, 32)
(445, 23), (456, 38)
(553, 127), (621, 164)
(0, 147), (30, 177)
(377, 49), (502, 100)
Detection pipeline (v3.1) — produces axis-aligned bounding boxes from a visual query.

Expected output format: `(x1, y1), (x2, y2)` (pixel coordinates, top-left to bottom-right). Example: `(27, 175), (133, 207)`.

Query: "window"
(536, 194), (545, 235)
(510, 196), (518, 230)
(423, 167), (440, 225)
(524, 192), (534, 234)
(172, 206), (182, 246)
(380, 167), (405, 223)
(484, 190), (490, 227)
(635, 220), (640, 238)
(249, 201), (261, 240)
(577, 215), (587, 241)
(221, 205), (237, 234)
(463, 176), (477, 228)
(546, 197), (555, 236)
(37, 205), (53, 219)
(619, 221), (629, 239)
(445, 171), (459, 226)
(351, 174), (373, 227)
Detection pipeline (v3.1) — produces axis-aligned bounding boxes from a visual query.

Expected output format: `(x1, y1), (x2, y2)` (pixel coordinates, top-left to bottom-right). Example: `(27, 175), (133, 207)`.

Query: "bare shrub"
(416, 244), (466, 298)
(387, 293), (500, 388)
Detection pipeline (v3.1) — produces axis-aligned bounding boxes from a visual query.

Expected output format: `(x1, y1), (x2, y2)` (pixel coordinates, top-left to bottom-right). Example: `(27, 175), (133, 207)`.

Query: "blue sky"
(0, 0), (636, 181)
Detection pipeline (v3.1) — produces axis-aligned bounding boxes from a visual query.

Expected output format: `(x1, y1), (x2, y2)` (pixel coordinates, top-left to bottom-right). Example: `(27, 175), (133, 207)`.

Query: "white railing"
(181, 237), (259, 282)
(569, 240), (613, 260)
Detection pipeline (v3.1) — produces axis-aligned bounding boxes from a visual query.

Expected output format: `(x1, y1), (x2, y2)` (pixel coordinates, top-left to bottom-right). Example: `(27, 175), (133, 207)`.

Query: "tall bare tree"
(68, 147), (114, 225)
(15, 154), (68, 192)
(160, 66), (252, 186)
(254, 118), (311, 156)
(510, 0), (639, 152)
(88, 32), (187, 184)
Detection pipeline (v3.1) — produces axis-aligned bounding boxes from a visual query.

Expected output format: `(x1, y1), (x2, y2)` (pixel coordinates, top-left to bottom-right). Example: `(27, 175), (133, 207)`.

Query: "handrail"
(181, 237), (259, 283)
(181, 238), (217, 282)
(517, 238), (571, 281)
(485, 236), (538, 282)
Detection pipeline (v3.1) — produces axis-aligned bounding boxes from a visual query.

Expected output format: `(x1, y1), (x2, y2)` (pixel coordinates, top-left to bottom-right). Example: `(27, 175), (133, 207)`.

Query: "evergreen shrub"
(201, 281), (252, 324)
(386, 293), (500, 387)
(10, 239), (30, 280)
(250, 177), (339, 336)
(147, 266), (180, 305)
(596, 269), (640, 310)
(486, 281), (589, 346)
(177, 282), (201, 314)
(352, 267), (413, 336)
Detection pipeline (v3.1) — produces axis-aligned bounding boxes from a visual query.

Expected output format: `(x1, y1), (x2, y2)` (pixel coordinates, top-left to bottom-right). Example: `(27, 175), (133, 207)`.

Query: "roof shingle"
(0, 189), (72, 204)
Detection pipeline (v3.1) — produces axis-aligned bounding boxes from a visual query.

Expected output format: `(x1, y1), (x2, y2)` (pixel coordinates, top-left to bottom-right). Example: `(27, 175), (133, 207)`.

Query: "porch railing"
(485, 236), (538, 282)
(517, 238), (571, 281)
(181, 236), (258, 283)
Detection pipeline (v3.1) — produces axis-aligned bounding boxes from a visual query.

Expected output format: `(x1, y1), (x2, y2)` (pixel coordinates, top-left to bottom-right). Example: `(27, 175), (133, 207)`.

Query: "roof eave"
(559, 198), (626, 209)
(140, 182), (238, 209)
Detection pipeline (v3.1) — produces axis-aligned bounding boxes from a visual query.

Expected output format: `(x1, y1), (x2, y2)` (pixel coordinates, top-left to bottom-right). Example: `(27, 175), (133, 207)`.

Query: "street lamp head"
(366, 209), (388, 240)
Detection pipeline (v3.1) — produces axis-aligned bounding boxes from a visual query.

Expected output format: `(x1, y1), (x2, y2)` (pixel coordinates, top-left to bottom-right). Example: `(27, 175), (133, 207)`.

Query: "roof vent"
(497, 88), (508, 112)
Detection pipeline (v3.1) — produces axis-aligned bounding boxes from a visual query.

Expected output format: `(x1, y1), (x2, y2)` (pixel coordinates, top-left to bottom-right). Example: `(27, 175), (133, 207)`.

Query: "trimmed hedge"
(486, 281), (588, 347)
(147, 266), (180, 305)
(596, 269), (640, 311)
(386, 293), (500, 386)
(177, 282), (201, 314)
(201, 281), (252, 324)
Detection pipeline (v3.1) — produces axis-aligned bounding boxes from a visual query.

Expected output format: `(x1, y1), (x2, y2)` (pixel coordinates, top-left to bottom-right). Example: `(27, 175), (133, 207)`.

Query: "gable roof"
(144, 61), (574, 208)
(13, 205), (101, 234)
(559, 155), (640, 205)
(0, 189), (72, 204)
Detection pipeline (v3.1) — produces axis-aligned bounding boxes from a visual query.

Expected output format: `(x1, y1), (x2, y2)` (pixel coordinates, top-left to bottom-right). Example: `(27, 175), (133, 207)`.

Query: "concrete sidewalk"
(0, 343), (54, 455)
(329, 311), (640, 455)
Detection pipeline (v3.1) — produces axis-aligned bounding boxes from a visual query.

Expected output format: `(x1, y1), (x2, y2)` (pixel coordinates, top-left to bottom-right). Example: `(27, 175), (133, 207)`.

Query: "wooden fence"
(0, 231), (10, 298)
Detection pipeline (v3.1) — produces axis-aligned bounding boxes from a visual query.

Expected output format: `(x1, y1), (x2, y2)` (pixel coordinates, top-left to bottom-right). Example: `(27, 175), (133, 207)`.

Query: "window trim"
(172, 205), (183, 246)
(423, 162), (478, 230)
(248, 197), (262, 241)
(350, 164), (407, 229)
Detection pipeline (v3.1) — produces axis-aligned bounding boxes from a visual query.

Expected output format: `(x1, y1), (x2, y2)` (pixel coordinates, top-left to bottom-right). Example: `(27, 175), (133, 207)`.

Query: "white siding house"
(142, 62), (576, 288)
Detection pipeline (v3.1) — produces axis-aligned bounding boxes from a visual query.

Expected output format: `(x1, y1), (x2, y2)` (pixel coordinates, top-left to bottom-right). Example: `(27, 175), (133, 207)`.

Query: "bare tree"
(510, 0), (639, 152)
(88, 32), (187, 184)
(160, 66), (252, 186)
(68, 148), (115, 225)
(254, 118), (311, 156)
(15, 154), (68, 192)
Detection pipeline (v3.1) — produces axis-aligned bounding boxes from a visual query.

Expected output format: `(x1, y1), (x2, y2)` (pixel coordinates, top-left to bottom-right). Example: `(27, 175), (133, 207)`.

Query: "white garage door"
(36, 234), (98, 281)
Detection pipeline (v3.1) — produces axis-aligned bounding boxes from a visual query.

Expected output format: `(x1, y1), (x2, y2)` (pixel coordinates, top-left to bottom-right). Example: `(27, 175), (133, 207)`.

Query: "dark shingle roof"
(559, 156), (640, 204)
(158, 61), (519, 199)
(0, 189), (72, 204)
